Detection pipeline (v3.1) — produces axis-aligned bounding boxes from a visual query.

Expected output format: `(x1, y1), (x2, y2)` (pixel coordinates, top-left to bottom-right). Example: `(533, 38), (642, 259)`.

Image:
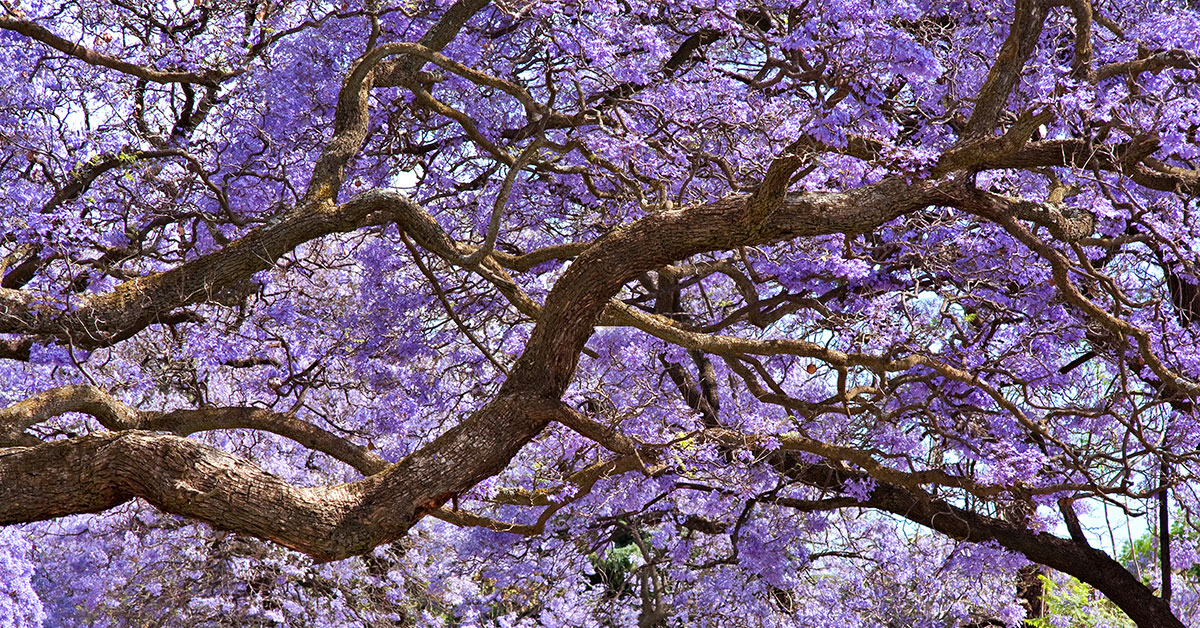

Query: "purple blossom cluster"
(2, 0), (1200, 626)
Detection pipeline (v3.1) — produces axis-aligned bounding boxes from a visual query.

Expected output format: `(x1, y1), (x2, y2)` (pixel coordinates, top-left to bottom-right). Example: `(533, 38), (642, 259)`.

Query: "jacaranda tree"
(2, 0), (1200, 625)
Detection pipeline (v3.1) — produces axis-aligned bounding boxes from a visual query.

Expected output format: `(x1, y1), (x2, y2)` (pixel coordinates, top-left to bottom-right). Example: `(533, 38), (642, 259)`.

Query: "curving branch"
(0, 195), (403, 349)
(0, 174), (946, 560)
(961, 0), (1051, 138)
(0, 385), (388, 474)
(1067, 0), (1094, 78)
(4, 5), (1194, 624)
(38, 149), (194, 216)
(0, 430), (377, 561)
(0, 385), (139, 438)
(0, 14), (232, 85)
(1096, 47), (1200, 82)
(961, 192), (1200, 396)
(303, 0), (489, 203)
(781, 459), (1185, 628)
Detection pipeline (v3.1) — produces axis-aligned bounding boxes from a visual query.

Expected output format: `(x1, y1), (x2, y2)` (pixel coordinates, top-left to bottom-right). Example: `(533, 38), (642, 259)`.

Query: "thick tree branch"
(0, 385), (388, 475)
(142, 408), (389, 476)
(0, 392), (565, 561)
(502, 177), (945, 397)
(304, 0), (489, 202)
(0, 174), (945, 560)
(961, 0), (1050, 138)
(0, 15), (232, 85)
(1067, 0), (1094, 79)
(1096, 48), (1200, 82)
(0, 197), (395, 348)
(0, 385), (139, 438)
(856, 477), (1183, 628)
(0, 431), (373, 561)
(749, 453), (1181, 628)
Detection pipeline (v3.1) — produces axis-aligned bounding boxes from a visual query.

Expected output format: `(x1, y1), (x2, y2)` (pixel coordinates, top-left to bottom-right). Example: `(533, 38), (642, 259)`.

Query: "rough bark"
(0, 177), (942, 560)
(2, 2), (1193, 625)
(780, 461), (1184, 628)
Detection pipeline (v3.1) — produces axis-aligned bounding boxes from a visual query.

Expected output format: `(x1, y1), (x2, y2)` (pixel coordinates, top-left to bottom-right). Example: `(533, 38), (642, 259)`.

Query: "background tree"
(2, 0), (1200, 625)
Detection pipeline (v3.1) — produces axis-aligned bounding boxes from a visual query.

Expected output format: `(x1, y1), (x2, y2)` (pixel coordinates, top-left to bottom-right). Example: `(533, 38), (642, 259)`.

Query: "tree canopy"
(2, 0), (1200, 626)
